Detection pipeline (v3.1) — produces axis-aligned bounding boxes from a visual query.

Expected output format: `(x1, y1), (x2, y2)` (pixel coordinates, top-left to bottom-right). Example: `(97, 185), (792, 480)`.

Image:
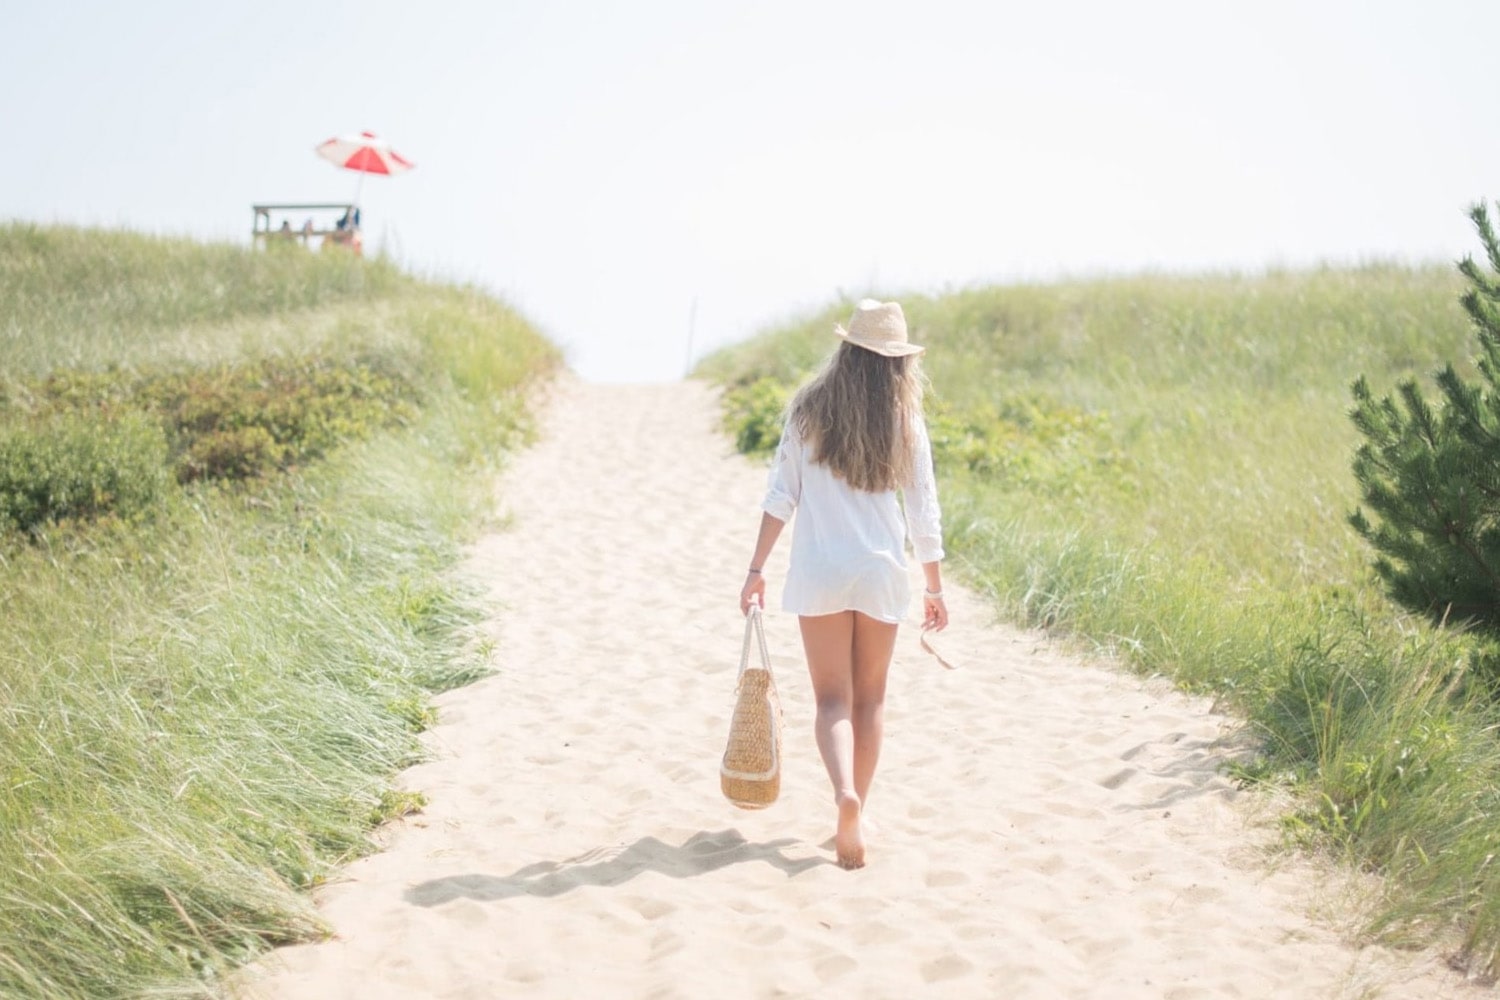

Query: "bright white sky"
(3, 1), (1497, 382)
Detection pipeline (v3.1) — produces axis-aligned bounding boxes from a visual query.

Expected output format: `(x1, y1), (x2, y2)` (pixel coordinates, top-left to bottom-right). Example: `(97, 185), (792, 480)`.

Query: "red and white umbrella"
(315, 130), (416, 176)
(314, 130), (415, 210)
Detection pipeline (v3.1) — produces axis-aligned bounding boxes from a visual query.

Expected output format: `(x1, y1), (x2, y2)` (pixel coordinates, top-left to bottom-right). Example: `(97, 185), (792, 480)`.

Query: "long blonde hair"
(788, 342), (926, 492)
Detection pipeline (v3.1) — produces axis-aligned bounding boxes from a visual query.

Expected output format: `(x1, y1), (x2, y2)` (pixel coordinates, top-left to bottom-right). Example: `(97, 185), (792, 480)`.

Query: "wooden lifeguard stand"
(251, 202), (361, 253)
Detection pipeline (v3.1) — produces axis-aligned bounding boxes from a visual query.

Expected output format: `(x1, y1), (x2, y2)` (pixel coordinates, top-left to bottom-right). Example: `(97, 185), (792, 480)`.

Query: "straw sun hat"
(834, 299), (925, 357)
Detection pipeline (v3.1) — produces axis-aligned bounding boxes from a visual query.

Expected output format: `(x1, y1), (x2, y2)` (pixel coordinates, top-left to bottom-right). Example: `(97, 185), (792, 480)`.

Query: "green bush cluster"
(719, 376), (791, 456)
(148, 357), (418, 482)
(0, 356), (419, 536)
(926, 395), (1123, 491)
(33, 356), (417, 480)
(0, 411), (169, 533)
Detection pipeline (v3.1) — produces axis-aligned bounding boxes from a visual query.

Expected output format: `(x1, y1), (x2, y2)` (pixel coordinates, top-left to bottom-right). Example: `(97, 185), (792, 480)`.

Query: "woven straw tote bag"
(720, 604), (783, 809)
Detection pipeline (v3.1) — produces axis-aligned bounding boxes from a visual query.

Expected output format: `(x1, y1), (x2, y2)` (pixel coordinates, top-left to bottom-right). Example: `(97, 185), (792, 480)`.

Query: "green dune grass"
(0, 224), (559, 998)
(699, 263), (1500, 976)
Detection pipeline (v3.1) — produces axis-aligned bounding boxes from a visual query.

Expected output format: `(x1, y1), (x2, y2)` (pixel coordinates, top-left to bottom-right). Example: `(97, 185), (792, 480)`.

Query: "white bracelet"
(924, 589), (944, 600)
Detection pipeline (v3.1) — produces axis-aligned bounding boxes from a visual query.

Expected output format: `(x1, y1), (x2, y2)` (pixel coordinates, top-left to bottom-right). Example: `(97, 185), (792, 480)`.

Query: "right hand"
(740, 572), (765, 616)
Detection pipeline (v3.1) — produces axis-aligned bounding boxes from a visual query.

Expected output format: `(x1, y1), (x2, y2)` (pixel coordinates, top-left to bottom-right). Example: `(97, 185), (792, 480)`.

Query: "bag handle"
(739, 604), (773, 679)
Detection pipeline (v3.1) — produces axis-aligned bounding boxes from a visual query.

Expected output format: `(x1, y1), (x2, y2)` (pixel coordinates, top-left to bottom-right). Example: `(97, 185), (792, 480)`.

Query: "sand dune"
(236, 377), (1461, 999)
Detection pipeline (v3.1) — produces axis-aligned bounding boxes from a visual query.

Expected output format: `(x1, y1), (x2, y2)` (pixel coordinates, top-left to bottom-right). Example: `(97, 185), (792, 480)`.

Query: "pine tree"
(1349, 202), (1500, 628)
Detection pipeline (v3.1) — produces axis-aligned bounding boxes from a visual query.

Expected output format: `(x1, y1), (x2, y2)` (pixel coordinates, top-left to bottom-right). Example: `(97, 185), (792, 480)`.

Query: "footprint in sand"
(924, 868), (970, 888)
(851, 920), (909, 947)
(629, 896), (675, 920)
(921, 954), (976, 984)
(801, 951), (850, 986)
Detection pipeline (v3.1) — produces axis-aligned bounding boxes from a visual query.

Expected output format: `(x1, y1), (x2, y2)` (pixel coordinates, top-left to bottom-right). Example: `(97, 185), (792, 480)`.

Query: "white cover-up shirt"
(761, 417), (944, 623)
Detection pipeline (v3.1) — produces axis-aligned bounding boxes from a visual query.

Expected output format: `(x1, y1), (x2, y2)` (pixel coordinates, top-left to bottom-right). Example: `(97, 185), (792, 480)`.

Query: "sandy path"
(237, 378), (1461, 999)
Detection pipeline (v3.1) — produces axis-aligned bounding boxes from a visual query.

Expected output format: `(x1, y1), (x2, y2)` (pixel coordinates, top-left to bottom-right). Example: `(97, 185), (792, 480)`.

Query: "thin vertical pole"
(685, 296), (698, 378)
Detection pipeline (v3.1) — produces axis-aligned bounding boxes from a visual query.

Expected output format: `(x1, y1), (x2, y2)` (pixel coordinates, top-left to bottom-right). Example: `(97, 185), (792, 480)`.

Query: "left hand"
(922, 593), (948, 632)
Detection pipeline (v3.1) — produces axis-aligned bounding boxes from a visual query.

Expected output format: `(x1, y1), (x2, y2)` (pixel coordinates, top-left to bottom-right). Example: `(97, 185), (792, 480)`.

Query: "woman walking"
(739, 299), (948, 870)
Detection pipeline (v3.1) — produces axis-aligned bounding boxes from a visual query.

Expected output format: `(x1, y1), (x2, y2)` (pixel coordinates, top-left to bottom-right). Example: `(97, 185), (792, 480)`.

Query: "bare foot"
(835, 791), (865, 869)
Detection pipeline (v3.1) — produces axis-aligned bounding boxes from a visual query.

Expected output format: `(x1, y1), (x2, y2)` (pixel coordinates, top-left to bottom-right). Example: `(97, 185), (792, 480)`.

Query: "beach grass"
(697, 262), (1500, 976)
(0, 223), (559, 997)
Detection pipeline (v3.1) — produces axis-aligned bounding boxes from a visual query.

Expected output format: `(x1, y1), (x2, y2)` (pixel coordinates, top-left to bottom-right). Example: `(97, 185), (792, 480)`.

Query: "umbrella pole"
(349, 171), (368, 254)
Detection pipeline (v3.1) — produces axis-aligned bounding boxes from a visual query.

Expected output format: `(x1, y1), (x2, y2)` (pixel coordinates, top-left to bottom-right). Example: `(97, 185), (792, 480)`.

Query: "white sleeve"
(761, 422), (803, 523)
(901, 418), (944, 563)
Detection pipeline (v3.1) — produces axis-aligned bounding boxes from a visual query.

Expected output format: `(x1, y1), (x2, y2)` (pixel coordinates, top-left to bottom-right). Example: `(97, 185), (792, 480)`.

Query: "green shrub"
(180, 425), (284, 483)
(720, 377), (790, 456)
(0, 412), (168, 533)
(927, 395), (1123, 491)
(133, 356), (418, 474)
(16, 356), (419, 487)
(0, 354), (424, 538)
(1350, 202), (1500, 630)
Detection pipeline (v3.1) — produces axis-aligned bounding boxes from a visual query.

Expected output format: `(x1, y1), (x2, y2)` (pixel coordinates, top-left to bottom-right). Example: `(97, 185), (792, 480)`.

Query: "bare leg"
(851, 612), (897, 807)
(799, 611), (864, 868)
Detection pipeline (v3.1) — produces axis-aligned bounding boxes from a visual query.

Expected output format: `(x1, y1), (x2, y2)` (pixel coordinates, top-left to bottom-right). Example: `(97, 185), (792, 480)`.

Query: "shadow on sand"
(403, 828), (826, 907)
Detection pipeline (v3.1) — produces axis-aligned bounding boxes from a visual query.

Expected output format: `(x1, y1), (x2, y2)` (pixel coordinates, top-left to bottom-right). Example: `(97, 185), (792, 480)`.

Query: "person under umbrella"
(314, 131), (415, 253)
